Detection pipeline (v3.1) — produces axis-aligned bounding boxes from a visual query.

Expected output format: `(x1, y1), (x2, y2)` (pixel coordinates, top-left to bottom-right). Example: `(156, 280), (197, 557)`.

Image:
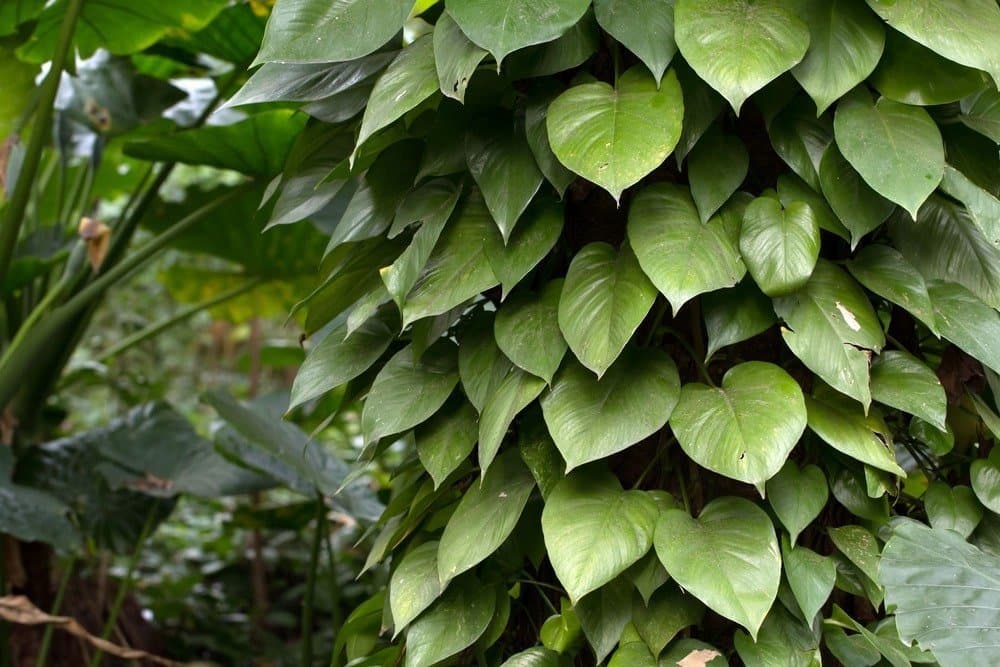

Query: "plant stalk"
(302, 496), (326, 667)
(36, 558), (76, 667)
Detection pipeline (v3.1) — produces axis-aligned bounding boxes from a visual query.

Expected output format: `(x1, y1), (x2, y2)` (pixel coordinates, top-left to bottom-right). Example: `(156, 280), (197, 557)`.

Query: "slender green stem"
(89, 508), (156, 667)
(0, 0), (86, 284)
(676, 465), (691, 515)
(323, 523), (342, 637)
(302, 496), (326, 667)
(98, 277), (262, 362)
(36, 558), (76, 667)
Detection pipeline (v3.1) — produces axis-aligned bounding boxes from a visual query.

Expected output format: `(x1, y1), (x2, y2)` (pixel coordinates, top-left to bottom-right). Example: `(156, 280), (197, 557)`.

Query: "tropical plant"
(224, 0), (1000, 665)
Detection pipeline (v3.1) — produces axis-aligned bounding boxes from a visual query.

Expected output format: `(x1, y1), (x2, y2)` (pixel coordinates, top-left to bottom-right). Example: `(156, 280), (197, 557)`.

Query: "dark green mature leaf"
(576, 578), (632, 663)
(939, 165), (1000, 247)
(734, 604), (821, 667)
(739, 197), (820, 296)
(805, 394), (905, 476)
(229, 53), (395, 106)
(361, 341), (459, 445)
(687, 131), (749, 223)
(447, 0), (590, 64)
(870, 351), (947, 430)
(404, 575), (495, 667)
(865, 0), (1000, 86)
(495, 281), (567, 383)
(525, 85), (576, 197)
(791, 0), (885, 115)
(254, 0), (410, 65)
(434, 11), (487, 102)
(466, 119), (544, 241)
(671, 362), (807, 486)
(541, 348), (679, 470)
(593, 0), (676, 84)
(608, 641), (656, 667)
(674, 61), (725, 165)
(773, 260), (885, 408)
(633, 585), (704, 657)
(504, 12), (600, 79)
(438, 451), (535, 583)
(871, 29), (989, 106)
(415, 397), (478, 488)
(777, 173), (851, 241)
(879, 518), (1000, 666)
(768, 98), (833, 192)
(703, 280), (777, 362)
(834, 88), (944, 219)
(674, 0), (809, 114)
(927, 282), (1000, 376)
(501, 648), (562, 666)
(390, 542), (444, 635)
(818, 143), (896, 246)
(846, 245), (938, 335)
(557, 242), (656, 377)
(971, 449), (1000, 515)
(767, 461), (828, 545)
(655, 497), (781, 640)
(961, 87), (1000, 143)
(0, 0), (43, 36)
(484, 198), (564, 298)
(660, 640), (726, 666)
(924, 482), (983, 538)
(547, 66), (683, 201)
(0, 479), (78, 553)
(458, 312), (515, 413)
(478, 368), (547, 474)
(782, 539), (836, 622)
(628, 184), (746, 314)
(542, 470), (659, 602)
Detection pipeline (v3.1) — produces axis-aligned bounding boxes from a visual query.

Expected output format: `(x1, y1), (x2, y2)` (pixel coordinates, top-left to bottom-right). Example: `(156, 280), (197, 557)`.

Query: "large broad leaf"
(703, 280), (777, 362)
(546, 66), (683, 202)
(670, 362), (807, 486)
(628, 184), (745, 314)
(253, 0), (411, 64)
(478, 368), (547, 474)
(687, 131), (749, 223)
(773, 260), (885, 409)
(654, 497), (781, 640)
(846, 244), (938, 336)
(804, 393), (905, 476)
(674, 0), (809, 114)
(961, 88), (1000, 143)
(541, 348), (680, 470)
(768, 98), (833, 193)
(542, 470), (659, 603)
(924, 482), (983, 539)
(438, 451), (535, 583)
(870, 351), (947, 430)
(870, 29), (989, 106)
(484, 198), (564, 299)
(495, 281), (567, 384)
(633, 585), (704, 657)
(791, 0), (885, 115)
(818, 143), (896, 247)
(576, 578), (633, 663)
(777, 172), (851, 242)
(927, 281), (1000, 375)
(447, 0), (591, 63)
(404, 575), (495, 667)
(865, 0), (1000, 87)
(971, 449), (1000, 515)
(228, 53), (395, 106)
(557, 242), (657, 377)
(782, 540), (836, 623)
(355, 36), (438, 154)
(939, 165), (1000, 248)
(0, 478), (78, 553)
(833, 88), (944, 219)
(466, 119), (544, 241)
(593, 0), (676, 84)
(739, 197), (820, 297)
(734, 605), (821, 667)
(766, 461), (827, 545)
(879, 518), (1000, 666)
(433, 11), (487, 102)
(504, 12), (600, 79)
(390, 542), (444, 636)
(415, 397), (478, 488)
(361, 341), (459, 445)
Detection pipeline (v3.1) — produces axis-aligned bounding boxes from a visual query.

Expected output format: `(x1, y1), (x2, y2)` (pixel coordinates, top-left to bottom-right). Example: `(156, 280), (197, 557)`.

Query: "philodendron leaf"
(674, 0), (809, 114)
(818, 143), (896, 247)
(404, 575), (495, 667)
(654, 497), (781, 640)
(781, 538), (836, 623)
(833, 88), (944, 219)
(865, 0), (1000, 87)
(687, 131), (749, 223)
(870, 351), (947, 431)
(495, 280), (567, 384)
(478, 368), (547, 474)
(846, 244), (938, 336)
(415, 397), (479, 489)
(927, 281), (1000, 375)
(703, 281), (777, 362)
(766, 461), (828, 545)
(593, 0), (676, 84)
(924, 482), (983, 539)
(484, 198), (564, 299)
(546, 66), (683, 201)
(773, 260), (885, 409)
(542, 469), (659, 603)
(879, 518), (1000, 666)
(791, 0), (885, 115)
(541, 348), (680, 471)
(390, 542), (444, 636)
(628, 184), (746, 314)
(438, 451), (536, 584)
(361, 340), (459, 445)
(433, 11), (487, 103)
(670, 362), (807, 486)
(739, 197), (820, 297)
(557, 242), (657, 377)
(447, 0), (591, 64)
(804, 394), (905, 476)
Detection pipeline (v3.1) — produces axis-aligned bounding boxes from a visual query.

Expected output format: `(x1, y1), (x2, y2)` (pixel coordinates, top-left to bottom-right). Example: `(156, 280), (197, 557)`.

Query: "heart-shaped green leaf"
(927, 281), (1000, 375)
(970, 449), (1000, 514)
(478, 368), (547, 474)
(834, 88), (944, 219)
(791, 0), (885, 115)
(674, 0), (809, 114)
(458, 311), (515, 413)
(870, 29), (988, 106)
(846, 245), (938, 336)
(557, 242), (657, 377)
(654, 497), (781, 640)
(739, 197), (820, 296)
(541, 348), (680, 470)
(501, 648), (561, 667)
(390, 541), (445, 636)
(627, 184), (746, 314)
(703, 280), (777, 362)
(576, 578), (633, 663)
(495, 280), (567, 384)
(782, 538), (836, 623)
(773, 260), (885, 409)
(438, 451), (536, 583)
(415, 397), (478, 488)
(818, 143), (896, 247)
(687, 131), (749, 223)
(593, 0), (677, 84)
(447, 0), (591, 64)
(672, 362), (807, 485)
(768, 99), (833, 193)
(404, 575), (495, 667)
(633, 585), (704, 657)
(766, 461), (828, 545)
(484, 198), (564, 299)
(433, 11), (487, 103)
(525, 85), (576, 197)
(870, 351), (947, 430)
(924, 482), (983, 538)
(547, 66), (683, 201)
(805, 394), (905, 476)
(542, 470), (659, 603)
(734, 605), (821, 667)
(829, 525), (881, 585)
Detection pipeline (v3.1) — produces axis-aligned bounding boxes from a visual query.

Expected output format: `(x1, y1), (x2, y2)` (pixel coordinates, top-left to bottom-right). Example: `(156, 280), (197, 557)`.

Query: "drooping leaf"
(804, 394), (905, 476)
(541, 348), (679, 470)
(478, 368), (547, 474)
(674, 0), (810, 114)
(0, 478), (78, 553)
(703, 280), (777, 362)
(939, 165), (1000, 248)
(970, 449), (1000, 515)
(228, 53), (395, 106)
(927, 281), (1000, 375)
(687, 131), (749, 223)
(593, 0), (676, 84)
(404, 575), (495, 667)
(501, 648), (562, 667)
(504, 12), (600, 79)
(960, 87), (1000, 143)
(415, 397), (479, 489)
(739, 197), (820, 296)
(871, 29), (989, 106)
(766, 461), (828, 545)
(734, 604), (821, 667)
(433, 11), (487, 102)
(576, 578), (633, 663)
(547, 66), (683, 201)
(776, 172), (851, 241)
(542, 470), (659, 603)
(525, 85), (576, 197)
(484, 198), (564, 298)
(632, 585), (705, 657)
(846, 244), (938, 336)
(768, 97), (833, 192)
(818, 143), (896, 246)
(628, 184), (746, 314)
(782, 539), (836, 623)
(458, 311), (515, 413)
(495, 281), (567, 383)
(673, 60), (725, 165)
(654, 497), (781, 640)
(924, 482), (983, 539)
(870, 351), (947, 430)
(829, 525), (881, 586)
(390, 542), (445, 636)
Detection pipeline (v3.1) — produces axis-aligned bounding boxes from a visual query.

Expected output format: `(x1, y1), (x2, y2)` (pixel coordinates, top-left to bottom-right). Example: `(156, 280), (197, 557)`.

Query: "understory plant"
(226, 0), (1000, 665)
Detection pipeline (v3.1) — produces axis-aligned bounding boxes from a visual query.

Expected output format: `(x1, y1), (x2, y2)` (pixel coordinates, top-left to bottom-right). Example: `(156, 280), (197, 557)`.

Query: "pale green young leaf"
(766, 461), (828, 545)
(782, 539), (836, 623)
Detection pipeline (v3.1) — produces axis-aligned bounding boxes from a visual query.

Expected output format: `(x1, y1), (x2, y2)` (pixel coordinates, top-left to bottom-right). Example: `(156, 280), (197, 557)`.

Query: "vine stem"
(0, 0), (86, 284)
(302, 495), (326, 667)
(36, 558), (76, 667)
